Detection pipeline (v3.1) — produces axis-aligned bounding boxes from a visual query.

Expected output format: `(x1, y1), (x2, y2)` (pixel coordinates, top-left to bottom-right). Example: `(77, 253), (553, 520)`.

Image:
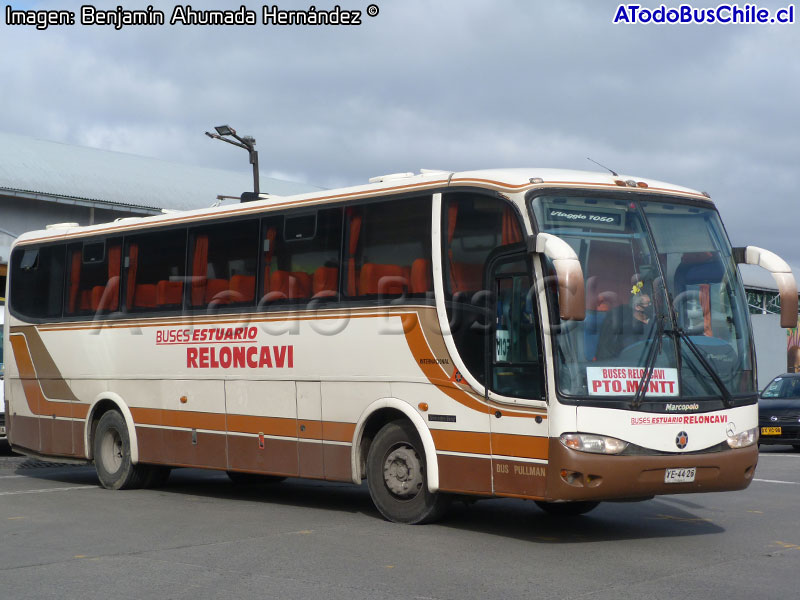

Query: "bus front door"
(487, 251), (549, 498)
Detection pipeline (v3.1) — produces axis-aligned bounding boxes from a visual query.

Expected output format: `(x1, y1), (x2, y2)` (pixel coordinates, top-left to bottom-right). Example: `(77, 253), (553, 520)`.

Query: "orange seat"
(313, 266), (338, 298)
(291, 271), (311, 299)
(133, 284), (157, 308)
(230, 274), (256, 303)
(89, 279), (120, 312)
(410, 259), (432, 294)
(359, 263), (410, 296)
(157, 280), (183, 306)
(268, 270), (311, 300)
(205, 279), (230, 305)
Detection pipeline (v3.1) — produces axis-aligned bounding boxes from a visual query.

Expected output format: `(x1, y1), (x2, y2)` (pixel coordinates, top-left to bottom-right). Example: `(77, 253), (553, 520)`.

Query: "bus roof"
(13, 167), (709, 245)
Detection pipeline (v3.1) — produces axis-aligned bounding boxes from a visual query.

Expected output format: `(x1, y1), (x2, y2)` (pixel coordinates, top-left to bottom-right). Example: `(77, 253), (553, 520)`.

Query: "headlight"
(727, 427), (758, 449)
(560, 433), (628, 454)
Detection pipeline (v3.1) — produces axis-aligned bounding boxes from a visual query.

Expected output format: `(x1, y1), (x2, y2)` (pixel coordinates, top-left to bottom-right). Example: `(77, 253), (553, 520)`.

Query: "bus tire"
(226, 471), (286, 485)
(366, 420), (448, 524)
(535, 500), (600, 516)
(93, 410), (148, 490)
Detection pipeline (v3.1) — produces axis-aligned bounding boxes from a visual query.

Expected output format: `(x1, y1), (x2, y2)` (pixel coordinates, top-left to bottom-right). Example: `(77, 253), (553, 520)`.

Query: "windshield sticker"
(542, 205), (626, 231)
(495, 330), (510, 361)
(587, 366), (679, 396)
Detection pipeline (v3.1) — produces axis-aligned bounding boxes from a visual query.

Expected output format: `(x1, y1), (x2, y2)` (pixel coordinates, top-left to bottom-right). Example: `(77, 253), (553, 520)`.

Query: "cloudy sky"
(1, 0), (799, 272)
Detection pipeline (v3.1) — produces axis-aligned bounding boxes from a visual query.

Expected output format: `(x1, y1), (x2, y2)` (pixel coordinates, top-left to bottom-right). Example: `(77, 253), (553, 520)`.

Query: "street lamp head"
(205, 123), (260, 198)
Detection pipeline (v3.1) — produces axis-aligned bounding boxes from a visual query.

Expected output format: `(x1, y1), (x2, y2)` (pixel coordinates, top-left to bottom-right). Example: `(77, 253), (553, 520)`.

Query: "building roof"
(0, 131), (321, 212)
(739, 264), (781, 291)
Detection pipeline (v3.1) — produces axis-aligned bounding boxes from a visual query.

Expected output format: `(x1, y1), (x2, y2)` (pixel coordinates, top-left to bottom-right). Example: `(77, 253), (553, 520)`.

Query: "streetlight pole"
(205, 125), (260, 201)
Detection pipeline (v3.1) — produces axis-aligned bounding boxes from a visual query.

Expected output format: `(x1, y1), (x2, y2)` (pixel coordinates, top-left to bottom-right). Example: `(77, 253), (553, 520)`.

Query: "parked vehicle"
(759, 373), (800, 449)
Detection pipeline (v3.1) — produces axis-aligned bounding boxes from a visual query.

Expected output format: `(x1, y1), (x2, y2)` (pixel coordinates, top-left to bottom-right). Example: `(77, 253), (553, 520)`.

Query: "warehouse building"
(0, 131), (320, 299)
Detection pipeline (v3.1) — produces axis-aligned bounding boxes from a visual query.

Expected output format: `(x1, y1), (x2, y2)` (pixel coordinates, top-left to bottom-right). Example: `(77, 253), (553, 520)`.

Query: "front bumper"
(545, 438), (758, 501)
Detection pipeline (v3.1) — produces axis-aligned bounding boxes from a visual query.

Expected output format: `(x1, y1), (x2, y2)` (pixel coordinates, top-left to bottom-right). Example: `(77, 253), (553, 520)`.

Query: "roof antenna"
(587, 157), (618, 177)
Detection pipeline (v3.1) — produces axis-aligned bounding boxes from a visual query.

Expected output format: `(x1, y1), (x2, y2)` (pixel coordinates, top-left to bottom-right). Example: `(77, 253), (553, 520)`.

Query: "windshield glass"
(531, 194), (756, 401)
(642, 201), (755, 398)
(761, 377), (800, 399)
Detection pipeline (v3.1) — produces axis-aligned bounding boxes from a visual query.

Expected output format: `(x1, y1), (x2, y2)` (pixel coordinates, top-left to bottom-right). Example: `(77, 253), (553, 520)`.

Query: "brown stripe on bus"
(436, 453), (493, 495)
(8, 334), (89, 420)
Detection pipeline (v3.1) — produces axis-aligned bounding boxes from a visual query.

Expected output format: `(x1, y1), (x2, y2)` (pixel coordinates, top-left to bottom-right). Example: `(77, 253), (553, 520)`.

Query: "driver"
(596, 280), (654, 360)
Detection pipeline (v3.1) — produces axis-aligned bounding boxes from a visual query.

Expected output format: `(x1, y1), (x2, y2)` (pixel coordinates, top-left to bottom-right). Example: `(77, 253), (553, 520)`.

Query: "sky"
(1, 0), (799, 273)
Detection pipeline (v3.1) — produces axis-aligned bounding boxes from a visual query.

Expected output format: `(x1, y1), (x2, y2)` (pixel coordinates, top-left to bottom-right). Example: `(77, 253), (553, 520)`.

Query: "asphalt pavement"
(1, 440), (798, 600)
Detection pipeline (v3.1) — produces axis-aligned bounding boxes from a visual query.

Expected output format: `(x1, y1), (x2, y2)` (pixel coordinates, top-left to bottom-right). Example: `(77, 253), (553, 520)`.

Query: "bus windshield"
(531, 194), (756, 402)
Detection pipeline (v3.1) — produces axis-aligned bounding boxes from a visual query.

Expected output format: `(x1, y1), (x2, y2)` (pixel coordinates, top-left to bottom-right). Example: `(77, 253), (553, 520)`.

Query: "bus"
(3, 168), (796, 523)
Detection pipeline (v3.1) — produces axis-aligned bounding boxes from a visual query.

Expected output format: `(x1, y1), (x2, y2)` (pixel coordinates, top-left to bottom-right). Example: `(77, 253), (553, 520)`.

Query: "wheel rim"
(100, 428), (123, 474)
(382, 444), (423, 499)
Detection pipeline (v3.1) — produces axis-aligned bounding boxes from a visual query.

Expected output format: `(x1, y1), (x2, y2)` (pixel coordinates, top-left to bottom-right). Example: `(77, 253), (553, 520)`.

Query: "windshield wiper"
(673, 328), (734, 408)
(631, 314), (666, 410)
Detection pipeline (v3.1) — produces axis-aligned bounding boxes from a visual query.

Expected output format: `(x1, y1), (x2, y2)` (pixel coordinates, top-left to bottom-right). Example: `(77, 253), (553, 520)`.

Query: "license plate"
(665, 467), (696, 483)
(761, 426), (782, 435)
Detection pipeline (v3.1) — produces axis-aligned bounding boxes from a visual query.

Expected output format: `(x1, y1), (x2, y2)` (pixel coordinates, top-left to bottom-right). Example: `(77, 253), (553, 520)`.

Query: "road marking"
(753, 478), (800, 485)
(0, 485), (96, 496)
(0, 475), (27, 479)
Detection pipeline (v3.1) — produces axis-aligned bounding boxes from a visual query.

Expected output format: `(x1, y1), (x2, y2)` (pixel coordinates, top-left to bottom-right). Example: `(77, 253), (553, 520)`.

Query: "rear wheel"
(93, 410), (149, 490)
(793, 444), (800, 451)
(535, 500), (600, 516)
(366, 420), (448, 524)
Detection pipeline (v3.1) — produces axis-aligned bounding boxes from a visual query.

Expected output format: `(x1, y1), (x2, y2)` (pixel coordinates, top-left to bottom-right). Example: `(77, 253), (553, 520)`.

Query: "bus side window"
(189, 220), (260, 310)
(124, 230), (187, 312)
(9, 244), (66, 320)
(343, 196), (432, 300)
(443, 193), (524, 385)
(64, 238), (122, 316)
(260, 208), (342, 306)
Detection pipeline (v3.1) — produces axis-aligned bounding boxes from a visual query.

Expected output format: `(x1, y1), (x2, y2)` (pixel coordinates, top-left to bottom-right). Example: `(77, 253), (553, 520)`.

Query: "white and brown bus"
(3, 168), (796, 522)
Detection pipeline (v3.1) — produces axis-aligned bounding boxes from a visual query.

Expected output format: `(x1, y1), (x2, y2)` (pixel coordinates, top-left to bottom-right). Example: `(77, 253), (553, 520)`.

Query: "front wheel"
(535, 500), (600, 516)
(366, 420), (449, 524)
(93, 410), (149, 490)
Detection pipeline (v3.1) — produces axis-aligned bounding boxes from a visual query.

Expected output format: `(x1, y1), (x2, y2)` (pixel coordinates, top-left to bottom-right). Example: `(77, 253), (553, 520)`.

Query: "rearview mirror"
(734, 246), (798, 328)
(529, 233), (585, 321)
